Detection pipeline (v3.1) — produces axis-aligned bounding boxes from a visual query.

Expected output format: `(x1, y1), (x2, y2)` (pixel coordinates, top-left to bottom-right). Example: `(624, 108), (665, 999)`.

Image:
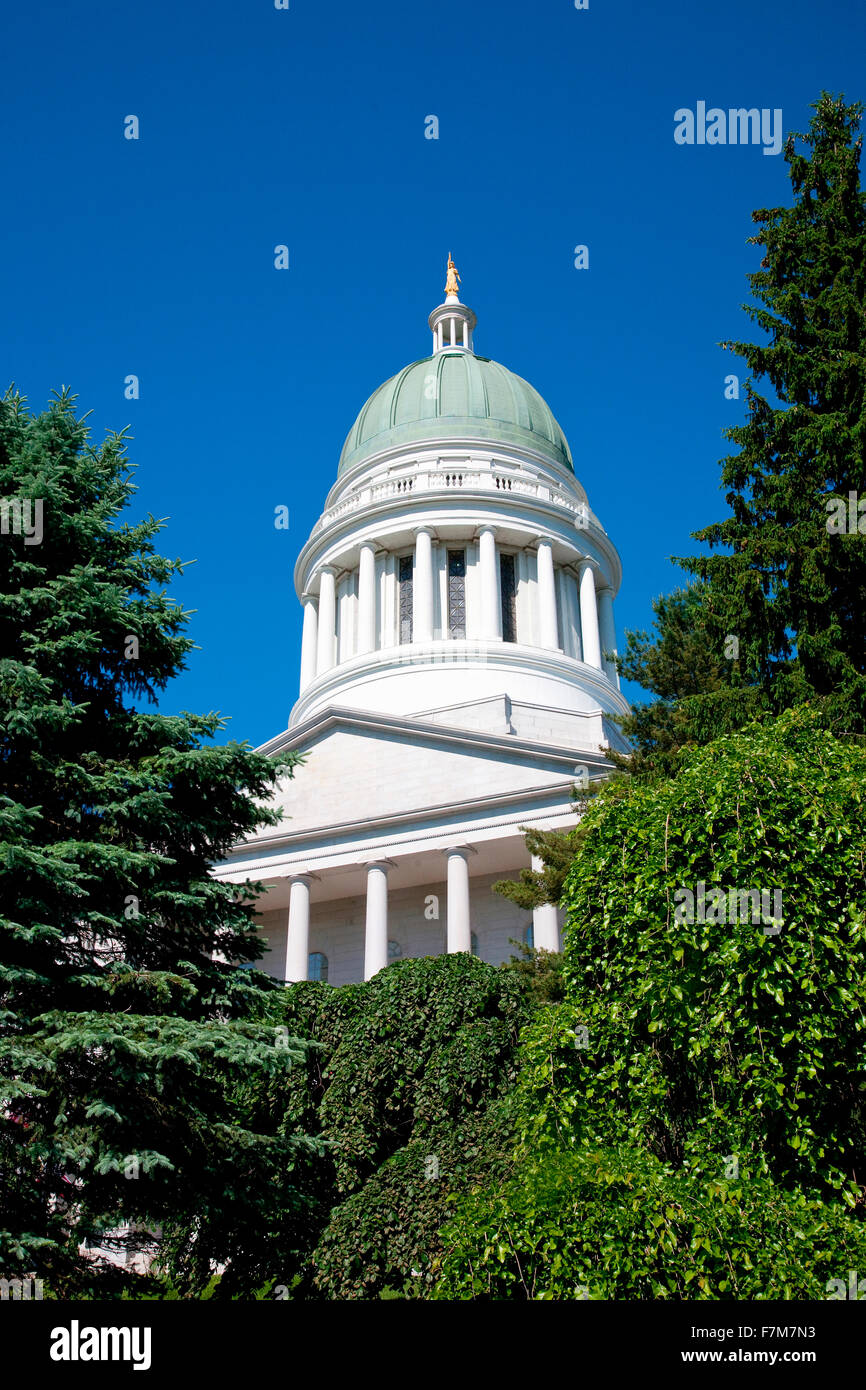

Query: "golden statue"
(444, 253), (460, 298)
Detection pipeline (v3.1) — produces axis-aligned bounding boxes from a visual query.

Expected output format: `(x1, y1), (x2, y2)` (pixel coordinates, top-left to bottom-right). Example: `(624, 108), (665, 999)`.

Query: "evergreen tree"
(609, 583), (763, 779)
(679, 93), (866, 731)
(610, 95), (865, 774)
(492, 782), (601, 914)
(0, 388), (317, 1295)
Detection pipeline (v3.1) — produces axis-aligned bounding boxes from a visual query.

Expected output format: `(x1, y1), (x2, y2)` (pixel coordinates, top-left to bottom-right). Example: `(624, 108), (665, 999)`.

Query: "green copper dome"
(338, 352), (574, 476)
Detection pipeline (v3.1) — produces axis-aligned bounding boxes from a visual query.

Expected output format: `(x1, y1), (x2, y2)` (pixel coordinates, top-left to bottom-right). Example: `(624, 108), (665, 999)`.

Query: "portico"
(216, 699), (616, 982)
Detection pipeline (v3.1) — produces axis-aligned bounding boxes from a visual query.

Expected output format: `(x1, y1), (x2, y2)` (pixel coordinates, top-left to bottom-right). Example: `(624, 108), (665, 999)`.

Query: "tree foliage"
(0, 388), (314, 1295)
(610, 584), (765, 780)
(163, 953), (537, 1300)
(436, 708), (866, 1297)
(618, 94), (866, 770)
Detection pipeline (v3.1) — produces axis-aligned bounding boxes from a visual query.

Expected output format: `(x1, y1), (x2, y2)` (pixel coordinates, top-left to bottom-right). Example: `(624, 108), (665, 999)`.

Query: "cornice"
(295, 488), (621, 597)
(260, 698), (619, 761)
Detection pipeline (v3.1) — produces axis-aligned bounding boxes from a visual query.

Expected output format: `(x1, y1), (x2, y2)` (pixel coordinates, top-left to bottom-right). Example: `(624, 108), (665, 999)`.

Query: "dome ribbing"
(337, 351), (574, 477)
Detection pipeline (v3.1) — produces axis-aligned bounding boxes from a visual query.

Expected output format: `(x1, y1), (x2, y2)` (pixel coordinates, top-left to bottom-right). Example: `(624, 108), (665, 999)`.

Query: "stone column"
(445, 848), (472, 953)
(478, 525), (502, 640)
(299, 596), (318, 693)
(413, 528), (434, 643)
(284, 875), (312, 983)
(531, 855), (560, 952)
(358, 542), (377, 656)
(578, 562), (602, 670)
(316, 566), (336, 675)
(537, 539), (559, 650)
(598, 586), (619, 686)
(364, 862), (390, 980)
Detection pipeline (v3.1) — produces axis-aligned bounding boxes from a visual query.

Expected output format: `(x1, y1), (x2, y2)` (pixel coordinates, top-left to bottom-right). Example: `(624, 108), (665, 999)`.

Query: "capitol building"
(215, 262), (630, 984)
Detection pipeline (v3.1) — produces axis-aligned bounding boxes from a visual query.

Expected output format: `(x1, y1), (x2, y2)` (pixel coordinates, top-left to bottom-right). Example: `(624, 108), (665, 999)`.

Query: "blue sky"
(2, 0), (863, 747)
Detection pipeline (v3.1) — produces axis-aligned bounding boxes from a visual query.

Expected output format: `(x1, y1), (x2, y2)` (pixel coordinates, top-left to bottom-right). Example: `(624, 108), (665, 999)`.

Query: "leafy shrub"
(436, 709), (866, 1298)
(290, 954), (526, 1298)
(435, 1141), (866, 1300)
(559, 705), (866, 1197)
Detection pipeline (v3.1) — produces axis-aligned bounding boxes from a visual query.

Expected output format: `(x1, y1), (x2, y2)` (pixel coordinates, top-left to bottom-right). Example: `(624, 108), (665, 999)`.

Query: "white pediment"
(240, 703), (607, 848)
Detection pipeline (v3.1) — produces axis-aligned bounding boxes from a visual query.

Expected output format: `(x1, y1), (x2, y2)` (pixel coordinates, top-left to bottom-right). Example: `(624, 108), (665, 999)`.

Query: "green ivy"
(435, 1144), (866, 1300)
(163, 952), (541, 1298)
(558, 705), (866, 1198)
(436, 708), (866, 1298)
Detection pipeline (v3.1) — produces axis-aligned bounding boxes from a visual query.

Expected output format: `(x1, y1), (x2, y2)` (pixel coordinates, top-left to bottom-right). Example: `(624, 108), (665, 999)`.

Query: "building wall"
(413, 694), (606, 749)
(507, 700), (605, 747)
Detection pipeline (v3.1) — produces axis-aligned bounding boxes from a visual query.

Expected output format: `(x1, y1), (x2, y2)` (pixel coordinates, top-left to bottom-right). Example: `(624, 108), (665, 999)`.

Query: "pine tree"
(680, 93), (866, 732)
(0, 389), (317, 1295)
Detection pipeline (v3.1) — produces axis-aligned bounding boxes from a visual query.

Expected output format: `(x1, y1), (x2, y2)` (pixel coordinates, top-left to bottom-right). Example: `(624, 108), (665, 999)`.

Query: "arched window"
(308, 951), (329, 983)
(523, 923), (534, 949)
(471, 932), (479, 957)
(387, 939), (403, 961)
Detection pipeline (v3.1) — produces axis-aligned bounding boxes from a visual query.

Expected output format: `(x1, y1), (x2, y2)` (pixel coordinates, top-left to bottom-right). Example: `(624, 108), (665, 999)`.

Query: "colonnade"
(432, 315), (472, 351)
(299, 528), (617, 692)
(282, 847), (561, 983)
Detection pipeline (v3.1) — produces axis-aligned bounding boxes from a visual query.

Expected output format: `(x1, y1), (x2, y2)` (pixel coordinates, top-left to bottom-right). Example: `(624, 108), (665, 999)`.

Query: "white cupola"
(428, 254), (477, 353)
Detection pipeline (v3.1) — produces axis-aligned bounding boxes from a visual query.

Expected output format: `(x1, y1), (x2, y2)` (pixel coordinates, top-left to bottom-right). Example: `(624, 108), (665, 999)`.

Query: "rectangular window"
(447, 550), (466, 638)
(500, 552), (517, 643)
(399, 555), (413, 643)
